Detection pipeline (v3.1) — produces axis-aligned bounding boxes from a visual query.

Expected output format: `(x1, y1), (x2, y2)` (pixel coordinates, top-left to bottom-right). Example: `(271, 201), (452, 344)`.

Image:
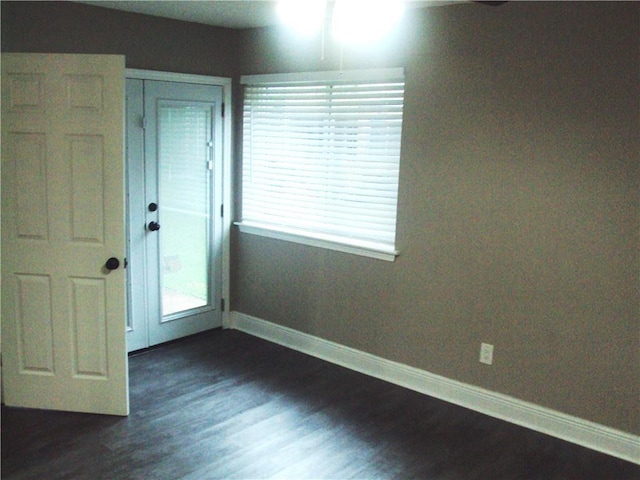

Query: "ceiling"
(77, 1), (455, 30)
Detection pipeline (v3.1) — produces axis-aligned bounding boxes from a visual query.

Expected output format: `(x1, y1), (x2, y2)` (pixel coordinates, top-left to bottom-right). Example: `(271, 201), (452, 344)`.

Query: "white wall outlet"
(480, 343), (494, 365)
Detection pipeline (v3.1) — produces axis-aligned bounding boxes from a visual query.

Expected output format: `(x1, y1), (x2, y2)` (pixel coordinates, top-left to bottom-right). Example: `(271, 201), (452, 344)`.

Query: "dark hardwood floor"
(2, 329), (638, 479)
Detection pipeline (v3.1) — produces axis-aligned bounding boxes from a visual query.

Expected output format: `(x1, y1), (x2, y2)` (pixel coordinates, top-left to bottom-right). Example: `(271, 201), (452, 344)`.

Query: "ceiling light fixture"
(332, 0), (405, 44)
(277, 0), (328, 37)
(277, 0), (405, 43)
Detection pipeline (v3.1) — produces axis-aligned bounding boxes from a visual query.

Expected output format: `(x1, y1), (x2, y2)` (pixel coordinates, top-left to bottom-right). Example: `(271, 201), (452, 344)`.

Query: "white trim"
(236, 222), (398, 262)
(241, 67), (404, 85)
(220, 75), (233, 329)
(126, 68), (229, 86)
(231, 311), (640, 465)
(125, 69), (233, 328)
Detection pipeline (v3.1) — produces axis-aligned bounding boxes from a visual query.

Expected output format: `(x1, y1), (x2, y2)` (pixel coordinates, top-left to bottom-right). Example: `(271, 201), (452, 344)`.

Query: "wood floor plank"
(2, 329), (638, 479)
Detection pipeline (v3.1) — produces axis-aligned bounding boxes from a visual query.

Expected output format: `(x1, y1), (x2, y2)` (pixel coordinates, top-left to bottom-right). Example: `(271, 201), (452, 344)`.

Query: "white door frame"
(125, 69), (233, 331)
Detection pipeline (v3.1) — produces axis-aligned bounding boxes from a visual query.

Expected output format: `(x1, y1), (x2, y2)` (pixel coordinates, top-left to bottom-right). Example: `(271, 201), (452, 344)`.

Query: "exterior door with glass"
(126, 79), (223, 351)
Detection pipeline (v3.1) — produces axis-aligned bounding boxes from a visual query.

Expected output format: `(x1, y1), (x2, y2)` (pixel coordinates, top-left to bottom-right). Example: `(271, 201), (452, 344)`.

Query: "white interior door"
(126, 79), (224, 351)
(1, 53), (129, 416)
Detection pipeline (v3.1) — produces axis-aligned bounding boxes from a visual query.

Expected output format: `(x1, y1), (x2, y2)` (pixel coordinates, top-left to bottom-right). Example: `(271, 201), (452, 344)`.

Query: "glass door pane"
(157, 102), (212, 317)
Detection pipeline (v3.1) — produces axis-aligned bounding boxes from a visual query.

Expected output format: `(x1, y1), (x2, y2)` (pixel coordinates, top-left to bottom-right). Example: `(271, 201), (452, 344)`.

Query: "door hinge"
(221, 298), (225, 312)
(141, 116), (147, 130)
(220, 204), (224, 217)
(221, 102), (225, 118)
(124, 258), (128, 269)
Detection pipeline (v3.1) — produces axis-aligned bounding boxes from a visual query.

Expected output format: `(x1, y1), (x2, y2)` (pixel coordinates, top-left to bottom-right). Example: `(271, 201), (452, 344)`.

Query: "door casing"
(125, 69), (233, 352)
(127, 79), (223, 349)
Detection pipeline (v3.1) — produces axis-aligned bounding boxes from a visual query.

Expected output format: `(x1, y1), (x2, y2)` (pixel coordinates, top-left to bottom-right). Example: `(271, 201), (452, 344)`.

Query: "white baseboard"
(230, 311), (640, 465)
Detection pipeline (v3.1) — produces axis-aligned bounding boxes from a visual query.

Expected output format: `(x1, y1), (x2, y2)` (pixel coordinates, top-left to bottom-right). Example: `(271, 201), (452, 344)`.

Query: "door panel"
(12, 132), (48, 238)
(1, 53), (129, 416)
(126, 80), (223, 351)
(15, 274), (54, 374)
(69, 135), (105, 242)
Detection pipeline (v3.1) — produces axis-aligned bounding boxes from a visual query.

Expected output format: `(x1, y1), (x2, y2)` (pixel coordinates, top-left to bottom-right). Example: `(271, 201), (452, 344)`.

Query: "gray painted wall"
(2, 1), (638, 435)
(233, 2), (639, 435)
(1, 1), (239, 77)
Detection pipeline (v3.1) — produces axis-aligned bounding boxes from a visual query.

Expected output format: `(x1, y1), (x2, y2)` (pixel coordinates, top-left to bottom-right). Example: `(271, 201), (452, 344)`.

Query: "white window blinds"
(240, 68), (404, 256)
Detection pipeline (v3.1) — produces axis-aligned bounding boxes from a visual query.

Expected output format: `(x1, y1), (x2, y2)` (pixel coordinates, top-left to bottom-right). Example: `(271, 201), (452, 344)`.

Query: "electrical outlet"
(480, 343), (494, 365)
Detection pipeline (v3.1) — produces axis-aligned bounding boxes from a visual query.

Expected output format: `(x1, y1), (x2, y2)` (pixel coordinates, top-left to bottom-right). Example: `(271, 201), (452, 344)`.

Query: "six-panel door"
(1, 53), (129, 416)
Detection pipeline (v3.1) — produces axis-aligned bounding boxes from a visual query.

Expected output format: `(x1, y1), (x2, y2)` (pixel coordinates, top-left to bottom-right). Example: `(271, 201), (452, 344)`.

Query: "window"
(239, 68), (404, 261)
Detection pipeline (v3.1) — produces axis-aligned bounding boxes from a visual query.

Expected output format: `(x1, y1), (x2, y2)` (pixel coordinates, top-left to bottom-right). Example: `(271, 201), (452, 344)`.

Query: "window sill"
(235, 222), (398, 262)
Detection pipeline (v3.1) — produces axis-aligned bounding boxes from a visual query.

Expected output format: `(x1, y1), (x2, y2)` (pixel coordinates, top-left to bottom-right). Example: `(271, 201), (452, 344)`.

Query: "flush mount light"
(332, 0), (405, 44)
(277, 0), (405, 44)
(277, 0), (328, 37)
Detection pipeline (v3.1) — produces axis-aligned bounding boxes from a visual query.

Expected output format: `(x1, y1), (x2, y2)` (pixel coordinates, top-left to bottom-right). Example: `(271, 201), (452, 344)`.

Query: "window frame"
(237, 68), (405, 262)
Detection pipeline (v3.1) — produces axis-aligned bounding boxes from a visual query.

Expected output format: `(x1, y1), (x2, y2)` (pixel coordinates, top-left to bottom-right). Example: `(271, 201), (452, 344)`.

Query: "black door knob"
(105, 257), (120, 270)
(148, 221), (160, 231)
